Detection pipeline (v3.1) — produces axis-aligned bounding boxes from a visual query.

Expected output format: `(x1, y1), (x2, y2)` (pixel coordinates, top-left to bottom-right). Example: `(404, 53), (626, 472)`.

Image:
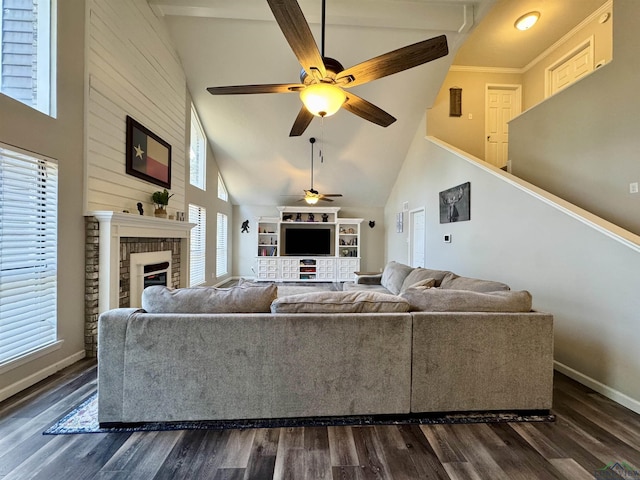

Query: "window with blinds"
(0, 144), (58, 366)
(189, 105), (206, 190)
(217, 173), (228, 202)
(216, 212), (228, 277)
(188, 204), (206, 286)
(0, 0), (55, 116)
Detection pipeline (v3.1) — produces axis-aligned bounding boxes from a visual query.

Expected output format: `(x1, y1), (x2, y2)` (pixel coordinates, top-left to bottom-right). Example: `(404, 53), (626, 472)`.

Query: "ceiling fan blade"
(336, 35), (448, 88)
(207, 84), (303, 95)
(267, 0), (326, 80)
(343, 93), (396, 127)
(289, 106), (314, 137)
(319, 197), (334, 202)
(319, 194), (342, 197)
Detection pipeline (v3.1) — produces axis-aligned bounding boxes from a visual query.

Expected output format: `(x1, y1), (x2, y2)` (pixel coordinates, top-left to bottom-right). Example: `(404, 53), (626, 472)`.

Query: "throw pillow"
(270, 291), (411, 314)
(439, 272), (510, 292)
(400, 268), (451, 291)
(404, 278), (436, 290)
(380, 261), (414, 295)
(142, 283), (278, 313)
(400, 288), (532, 312)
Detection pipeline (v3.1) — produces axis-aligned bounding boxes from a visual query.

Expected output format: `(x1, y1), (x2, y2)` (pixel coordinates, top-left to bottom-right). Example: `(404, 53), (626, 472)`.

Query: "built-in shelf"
(255, 207), (362, 282)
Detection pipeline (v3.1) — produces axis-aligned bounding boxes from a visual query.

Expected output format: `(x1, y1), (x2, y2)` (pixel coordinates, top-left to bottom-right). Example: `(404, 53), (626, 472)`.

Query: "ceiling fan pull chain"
(320, 116), (324, 162)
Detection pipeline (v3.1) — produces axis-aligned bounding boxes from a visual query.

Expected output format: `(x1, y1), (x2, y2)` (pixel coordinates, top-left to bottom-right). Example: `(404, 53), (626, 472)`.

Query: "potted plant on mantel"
(151, 188), (174, 218)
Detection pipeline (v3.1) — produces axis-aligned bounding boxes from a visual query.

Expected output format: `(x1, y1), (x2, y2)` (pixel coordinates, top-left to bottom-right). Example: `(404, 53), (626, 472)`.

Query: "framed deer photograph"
(439, 182), (470, 223)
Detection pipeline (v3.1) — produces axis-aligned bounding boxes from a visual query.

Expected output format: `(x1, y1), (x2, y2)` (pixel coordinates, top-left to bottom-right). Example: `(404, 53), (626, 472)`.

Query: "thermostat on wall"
(443, 234), (452, 243)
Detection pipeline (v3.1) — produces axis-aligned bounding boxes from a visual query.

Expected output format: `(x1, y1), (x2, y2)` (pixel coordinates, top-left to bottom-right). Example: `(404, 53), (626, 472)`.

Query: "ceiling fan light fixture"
(300, 83), (346, 117)
(304, 194), (320, 205)
(515, 11), (540, 31)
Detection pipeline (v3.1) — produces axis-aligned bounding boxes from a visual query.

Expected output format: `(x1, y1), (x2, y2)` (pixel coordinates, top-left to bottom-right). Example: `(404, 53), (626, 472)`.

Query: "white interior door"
(485, 85), (521, 169)
(408, 208), (425, 268)
(548, 42), (593, 95)
(550, 47), (593, 95)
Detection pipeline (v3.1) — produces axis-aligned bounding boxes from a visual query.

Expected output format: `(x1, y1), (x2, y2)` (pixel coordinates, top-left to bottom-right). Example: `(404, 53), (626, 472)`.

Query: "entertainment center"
(256, 207), (362, 282)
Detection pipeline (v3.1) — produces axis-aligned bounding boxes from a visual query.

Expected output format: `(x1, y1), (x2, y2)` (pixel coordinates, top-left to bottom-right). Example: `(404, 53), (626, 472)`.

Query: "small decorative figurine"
(137, 202), (144, 215)
(322, 213), (329, 222)
(307, 213), (315, 222)
(295, 213), (302, 222)
(241, 220), (250, 233)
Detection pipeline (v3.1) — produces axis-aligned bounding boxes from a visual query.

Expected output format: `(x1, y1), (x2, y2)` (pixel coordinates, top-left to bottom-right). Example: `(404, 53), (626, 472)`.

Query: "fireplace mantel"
(87, 211), (195, 313)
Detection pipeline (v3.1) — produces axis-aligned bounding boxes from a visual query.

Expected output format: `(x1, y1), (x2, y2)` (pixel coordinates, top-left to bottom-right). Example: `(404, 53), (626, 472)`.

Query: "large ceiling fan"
(283, 137), (342, 204)
(207, 0), (449, 137)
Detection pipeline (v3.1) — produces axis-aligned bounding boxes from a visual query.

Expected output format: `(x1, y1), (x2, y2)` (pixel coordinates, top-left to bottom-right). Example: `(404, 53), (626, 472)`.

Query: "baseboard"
(554, 361), (640, 415)
(0, 350), (86, 403)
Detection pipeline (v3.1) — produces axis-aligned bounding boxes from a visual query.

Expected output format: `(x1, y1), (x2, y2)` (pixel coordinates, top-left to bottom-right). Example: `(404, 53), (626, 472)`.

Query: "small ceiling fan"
(283, 137), (342, 204)
(207, 0), (448, 137)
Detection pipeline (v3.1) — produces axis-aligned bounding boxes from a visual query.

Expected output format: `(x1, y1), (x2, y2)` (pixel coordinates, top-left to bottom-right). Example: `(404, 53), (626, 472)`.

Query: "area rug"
(44, 392), (555, 435)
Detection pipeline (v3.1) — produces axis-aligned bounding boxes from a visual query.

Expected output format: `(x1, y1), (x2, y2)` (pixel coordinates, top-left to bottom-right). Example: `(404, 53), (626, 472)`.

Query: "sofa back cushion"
(400, 288), (532, 312)
(400, 267), (450, 292)
(380, 261), (414, 295)
(271, 291), (411, 314)
(142, 283), (277, 313)
(439, 272), (510, 292)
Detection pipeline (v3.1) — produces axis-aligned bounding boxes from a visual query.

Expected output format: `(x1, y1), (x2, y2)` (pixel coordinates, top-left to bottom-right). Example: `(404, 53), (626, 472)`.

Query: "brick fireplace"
(84, 212), (194, 356)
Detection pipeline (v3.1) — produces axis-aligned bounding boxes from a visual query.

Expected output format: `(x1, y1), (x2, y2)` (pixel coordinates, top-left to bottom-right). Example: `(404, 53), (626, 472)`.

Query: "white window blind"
(188, 204), (206, 286)
(0, 144), (58, 366)
(216, 212), (228, 277)
(189, 105), (206, 190)
(217, 173), (228, 202)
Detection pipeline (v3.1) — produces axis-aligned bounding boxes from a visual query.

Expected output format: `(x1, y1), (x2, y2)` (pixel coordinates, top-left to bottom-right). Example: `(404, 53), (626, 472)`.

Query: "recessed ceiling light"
(515, 11), (540, 31)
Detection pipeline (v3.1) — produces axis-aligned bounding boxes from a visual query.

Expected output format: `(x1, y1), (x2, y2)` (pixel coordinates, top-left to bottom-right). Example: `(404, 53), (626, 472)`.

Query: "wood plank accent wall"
(86, 0), (187, 215)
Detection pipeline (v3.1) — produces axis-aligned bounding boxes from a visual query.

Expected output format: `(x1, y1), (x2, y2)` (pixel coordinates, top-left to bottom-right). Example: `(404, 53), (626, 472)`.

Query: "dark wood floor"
(1, 359), (639, 479)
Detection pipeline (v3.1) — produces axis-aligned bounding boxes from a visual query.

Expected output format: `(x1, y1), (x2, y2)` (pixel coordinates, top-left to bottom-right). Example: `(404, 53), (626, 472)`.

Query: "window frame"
(0, 142), (60, 372)
(0, 0), (56, 116)
(216, 212), (228, 277)
(189, 105), (206, 190)
(188, 203), (206, 286)
(217, 173), (228, 202)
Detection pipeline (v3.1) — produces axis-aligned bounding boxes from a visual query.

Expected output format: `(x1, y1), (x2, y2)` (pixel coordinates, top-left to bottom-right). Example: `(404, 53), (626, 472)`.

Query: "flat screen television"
(282, 226), (334, 256)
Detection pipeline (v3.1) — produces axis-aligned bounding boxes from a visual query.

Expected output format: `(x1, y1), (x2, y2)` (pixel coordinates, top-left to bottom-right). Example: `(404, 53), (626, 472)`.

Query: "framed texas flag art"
(125, 115), (172, 189)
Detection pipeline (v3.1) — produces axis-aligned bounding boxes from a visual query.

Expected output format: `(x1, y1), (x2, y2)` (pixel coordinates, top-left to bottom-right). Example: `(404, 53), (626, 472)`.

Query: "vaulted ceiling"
(149, 0), (607, 207)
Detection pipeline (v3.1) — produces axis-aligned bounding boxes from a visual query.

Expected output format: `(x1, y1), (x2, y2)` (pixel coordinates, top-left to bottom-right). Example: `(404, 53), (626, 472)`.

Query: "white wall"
(386, 116), (640, 412)
(232, 205), (387, 279)
(0, 0), (86, 400)
(85, 0), (187, 215)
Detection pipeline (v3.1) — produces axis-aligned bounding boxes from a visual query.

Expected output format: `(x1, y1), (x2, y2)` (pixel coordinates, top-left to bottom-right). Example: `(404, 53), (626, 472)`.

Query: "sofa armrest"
(97, 308), (144, 424)
(355, 272), (383, 285)
(411, 311), (553, 412)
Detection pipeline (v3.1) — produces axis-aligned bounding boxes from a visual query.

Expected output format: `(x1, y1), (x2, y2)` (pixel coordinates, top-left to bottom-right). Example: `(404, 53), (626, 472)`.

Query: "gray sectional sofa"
(97, 267), (554, 425)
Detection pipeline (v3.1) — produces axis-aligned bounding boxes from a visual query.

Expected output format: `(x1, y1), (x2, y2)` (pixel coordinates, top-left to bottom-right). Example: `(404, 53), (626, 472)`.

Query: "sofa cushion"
(142, 283), (277, 314)
(380, 261), (414, 295)
(400, 267), (451, 292)
(439, 272), (510, 292)
(271, 291), (411, 314)
(342, 282), (395, 294)
(402, 277), (436, 291)
(355, 273), (383, 285)
(400, 288), (532, 312)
